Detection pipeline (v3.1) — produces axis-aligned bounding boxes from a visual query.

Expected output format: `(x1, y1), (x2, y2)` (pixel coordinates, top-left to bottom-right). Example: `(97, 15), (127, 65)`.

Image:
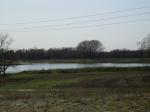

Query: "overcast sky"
(1, 0), (150, 51)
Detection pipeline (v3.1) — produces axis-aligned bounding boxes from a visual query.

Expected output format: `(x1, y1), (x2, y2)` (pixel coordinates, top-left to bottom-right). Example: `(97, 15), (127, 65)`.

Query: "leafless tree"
(138, 34), (150, 51)
(0, 33), (13, 77)
(76, 40), (104, 52)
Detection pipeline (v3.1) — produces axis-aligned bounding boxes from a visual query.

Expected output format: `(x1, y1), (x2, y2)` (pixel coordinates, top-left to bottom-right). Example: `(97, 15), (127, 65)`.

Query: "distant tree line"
(2, 48), (150, 61)
(1, 36), (150, 62)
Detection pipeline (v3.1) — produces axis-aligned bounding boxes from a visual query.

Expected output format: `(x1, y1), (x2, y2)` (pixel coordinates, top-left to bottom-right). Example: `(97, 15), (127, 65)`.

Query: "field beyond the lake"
(0, 67), (150, 112)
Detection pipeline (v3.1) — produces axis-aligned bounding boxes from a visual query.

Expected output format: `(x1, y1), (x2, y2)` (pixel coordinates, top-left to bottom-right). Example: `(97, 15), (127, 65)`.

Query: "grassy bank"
(0, 68), (150, 111)
(1, 67), (150, 90)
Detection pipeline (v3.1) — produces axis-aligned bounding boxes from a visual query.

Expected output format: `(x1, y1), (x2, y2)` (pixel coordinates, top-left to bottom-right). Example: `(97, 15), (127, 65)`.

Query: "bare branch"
(0, 33), (14, 76)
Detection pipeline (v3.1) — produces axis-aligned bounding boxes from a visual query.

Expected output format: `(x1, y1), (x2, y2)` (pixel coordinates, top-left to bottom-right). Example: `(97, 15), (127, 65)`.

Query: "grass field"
(0, 68), (150, 112)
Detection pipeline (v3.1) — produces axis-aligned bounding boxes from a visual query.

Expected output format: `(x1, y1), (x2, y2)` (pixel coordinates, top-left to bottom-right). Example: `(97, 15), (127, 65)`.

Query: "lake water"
(6, 63), (150, 73)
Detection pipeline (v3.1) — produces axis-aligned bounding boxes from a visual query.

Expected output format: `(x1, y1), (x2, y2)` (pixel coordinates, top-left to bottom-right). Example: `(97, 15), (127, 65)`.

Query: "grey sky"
(1, 0), (150, 51)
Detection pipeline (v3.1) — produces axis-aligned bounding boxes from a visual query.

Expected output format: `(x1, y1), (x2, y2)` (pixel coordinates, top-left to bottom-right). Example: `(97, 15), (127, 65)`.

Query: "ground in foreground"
(0, 68), (150, 112)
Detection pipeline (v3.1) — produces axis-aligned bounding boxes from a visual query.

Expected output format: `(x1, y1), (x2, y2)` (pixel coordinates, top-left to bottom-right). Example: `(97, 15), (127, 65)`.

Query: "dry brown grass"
(0, 69), (150, 112)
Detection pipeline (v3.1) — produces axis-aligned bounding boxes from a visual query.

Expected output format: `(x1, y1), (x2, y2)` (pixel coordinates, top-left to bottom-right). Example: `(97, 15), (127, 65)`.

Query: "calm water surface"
(6, 63), (150, 73)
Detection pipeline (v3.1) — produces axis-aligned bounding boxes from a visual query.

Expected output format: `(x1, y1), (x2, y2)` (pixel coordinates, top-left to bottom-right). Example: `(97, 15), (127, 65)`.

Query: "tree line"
(1, 37), (150, 61)
(3, 48), (150, 61)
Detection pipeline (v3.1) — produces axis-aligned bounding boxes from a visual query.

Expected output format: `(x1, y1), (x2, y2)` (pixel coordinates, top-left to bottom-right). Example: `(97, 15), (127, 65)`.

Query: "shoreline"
(7, 66), (150, 75)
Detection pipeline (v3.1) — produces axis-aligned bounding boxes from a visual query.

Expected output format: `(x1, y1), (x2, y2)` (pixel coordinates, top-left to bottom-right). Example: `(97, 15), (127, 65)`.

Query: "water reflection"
(7, 63), (150, 73)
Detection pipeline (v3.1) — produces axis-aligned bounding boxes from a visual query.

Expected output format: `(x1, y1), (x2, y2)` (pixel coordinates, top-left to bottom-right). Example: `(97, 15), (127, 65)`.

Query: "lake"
(6, 63), (150, 73)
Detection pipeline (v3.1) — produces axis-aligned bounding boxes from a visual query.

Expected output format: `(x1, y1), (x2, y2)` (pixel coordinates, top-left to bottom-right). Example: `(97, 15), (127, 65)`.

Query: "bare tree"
(138, 34), (150, 51)
(76, 40), (104, 52)
(0, 33), (13, 77)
